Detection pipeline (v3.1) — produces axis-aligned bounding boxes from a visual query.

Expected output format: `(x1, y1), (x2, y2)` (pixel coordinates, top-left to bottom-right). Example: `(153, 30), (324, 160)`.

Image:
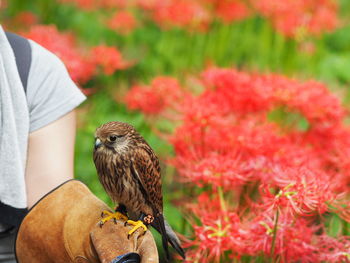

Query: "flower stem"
(218, 186), (229, 222)
(270, 209), (279, 262)
(218, 186), (227, 212)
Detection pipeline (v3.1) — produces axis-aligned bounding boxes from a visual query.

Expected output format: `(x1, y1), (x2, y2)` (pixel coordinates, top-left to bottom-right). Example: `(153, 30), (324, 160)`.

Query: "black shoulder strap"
(5, 31), (32, 93)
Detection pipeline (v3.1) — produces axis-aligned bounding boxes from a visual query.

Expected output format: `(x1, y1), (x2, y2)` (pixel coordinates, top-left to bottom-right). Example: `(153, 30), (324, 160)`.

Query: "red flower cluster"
(58, 0), (249, 31)
(125, 76), (189, 115)
(22, 25), (132, 88)
(200, 0), (251, 23)
(137, 0), (251, 30)
(58, 0), (339, 36)
(184, 193), (244, 262)
(107, 11), (137, 34)
(23, 25), (95, 85)
(252, 0), (339, 37)
(125, 67), (350, 261)
(91, 45), (132, 75)
(244, 213), (319, 262)
(7, 11), (38, 31)
(141, 0), (211, 30)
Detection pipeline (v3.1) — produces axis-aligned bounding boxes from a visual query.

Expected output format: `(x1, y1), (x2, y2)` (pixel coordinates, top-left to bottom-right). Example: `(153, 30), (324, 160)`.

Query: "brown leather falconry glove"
(15, 180), (159, 263)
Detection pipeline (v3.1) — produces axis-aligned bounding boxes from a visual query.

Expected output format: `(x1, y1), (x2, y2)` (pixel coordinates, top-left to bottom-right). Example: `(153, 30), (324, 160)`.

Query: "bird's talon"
(126, 220), (148, 237)
(99, 210), (129, 226)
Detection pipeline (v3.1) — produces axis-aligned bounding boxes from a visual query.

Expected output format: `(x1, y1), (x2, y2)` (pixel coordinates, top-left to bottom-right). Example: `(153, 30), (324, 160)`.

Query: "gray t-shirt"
(27, 39), (86, 132)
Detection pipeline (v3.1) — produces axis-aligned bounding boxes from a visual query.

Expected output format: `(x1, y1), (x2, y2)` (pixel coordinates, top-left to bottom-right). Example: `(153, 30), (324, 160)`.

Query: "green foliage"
(268, 107), (310, 132)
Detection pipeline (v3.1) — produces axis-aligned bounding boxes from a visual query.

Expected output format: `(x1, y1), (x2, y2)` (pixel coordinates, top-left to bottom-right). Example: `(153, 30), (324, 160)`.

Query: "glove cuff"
(111, 252), (141, 263)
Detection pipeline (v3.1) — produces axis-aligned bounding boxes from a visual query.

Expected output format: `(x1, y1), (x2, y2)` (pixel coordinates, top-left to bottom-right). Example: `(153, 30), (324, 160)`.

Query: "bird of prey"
(93, 121), (185, 260)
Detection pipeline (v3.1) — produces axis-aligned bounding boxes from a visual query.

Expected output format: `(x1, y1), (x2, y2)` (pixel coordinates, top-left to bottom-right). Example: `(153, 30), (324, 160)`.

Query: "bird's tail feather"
(151, 214), (186, 260)
(164, 219), (186, 259)
(152, 213), (170, 260)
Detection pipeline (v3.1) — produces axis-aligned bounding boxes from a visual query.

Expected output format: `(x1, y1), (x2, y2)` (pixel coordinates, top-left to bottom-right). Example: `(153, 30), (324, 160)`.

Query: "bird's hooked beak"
(94, 138), (103, 150)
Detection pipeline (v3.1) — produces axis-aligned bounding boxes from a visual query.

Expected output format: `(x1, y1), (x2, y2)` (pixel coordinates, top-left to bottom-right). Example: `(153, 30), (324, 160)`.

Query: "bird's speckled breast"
(93, 149), (153, 217)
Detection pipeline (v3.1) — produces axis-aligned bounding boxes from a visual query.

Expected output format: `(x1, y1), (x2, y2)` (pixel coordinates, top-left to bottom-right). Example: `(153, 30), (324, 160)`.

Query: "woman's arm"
(25, 110), (77, 208)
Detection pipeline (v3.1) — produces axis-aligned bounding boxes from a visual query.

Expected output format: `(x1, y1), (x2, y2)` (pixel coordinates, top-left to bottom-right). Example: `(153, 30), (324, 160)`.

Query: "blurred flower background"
(2, 0), (350, 261)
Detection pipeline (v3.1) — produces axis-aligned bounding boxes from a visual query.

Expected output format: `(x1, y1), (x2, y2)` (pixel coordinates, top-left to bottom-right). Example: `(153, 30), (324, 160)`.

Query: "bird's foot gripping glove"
(125, 220), (148, 239)
(99, 210), (128, 227)
(15, 180), (159, 263)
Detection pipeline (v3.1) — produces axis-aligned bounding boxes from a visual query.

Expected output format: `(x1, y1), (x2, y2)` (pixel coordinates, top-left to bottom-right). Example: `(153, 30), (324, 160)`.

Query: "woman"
(0, 26), (86, 262)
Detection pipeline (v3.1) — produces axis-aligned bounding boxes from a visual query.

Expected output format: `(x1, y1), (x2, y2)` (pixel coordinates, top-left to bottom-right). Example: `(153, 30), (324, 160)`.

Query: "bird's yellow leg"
(99, 210), (128, 227)
(125, 220), (148, 238)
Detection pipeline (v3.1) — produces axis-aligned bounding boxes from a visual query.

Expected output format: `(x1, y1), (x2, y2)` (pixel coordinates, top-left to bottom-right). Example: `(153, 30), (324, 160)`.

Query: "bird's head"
(94, 121), (136, 154)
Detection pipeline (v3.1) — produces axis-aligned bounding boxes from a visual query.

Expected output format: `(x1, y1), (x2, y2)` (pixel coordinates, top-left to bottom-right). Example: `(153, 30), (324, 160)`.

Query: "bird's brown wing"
(129, 145), (163, 213)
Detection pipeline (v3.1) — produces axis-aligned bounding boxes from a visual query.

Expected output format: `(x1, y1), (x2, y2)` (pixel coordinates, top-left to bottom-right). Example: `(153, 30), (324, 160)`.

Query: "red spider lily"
(136, 0), (158, 11)
(173, 152), (250, 189)
(258, 168), (337, 217)
(304, 125), (350, 178)
(24, 25), (95, 85)
(202, 67), (345, 125)
(125, 84), (166, 115)
(184, 193), (246, 262)
(8, 11), (38, 30)
(169, 118), (337, 204)
(201, 0), (251, 23)
(252, 0), (339, 37)
(317, 235), (350, 262)
(201, 68), (275, 114)
(169, 118), (285, 183)
(91, 45), (132, 75)
(125, 76), (189, 115)
(107, 10), (137, 34)
(215, 0), (250, 22)
(144, 0), (210, 30)
(244, 212), (319, 262)
(271, 78), (345, 127)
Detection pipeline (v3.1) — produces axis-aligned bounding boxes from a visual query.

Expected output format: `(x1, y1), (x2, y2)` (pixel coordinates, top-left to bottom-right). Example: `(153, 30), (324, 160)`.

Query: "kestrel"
(93, 121), (185, 260)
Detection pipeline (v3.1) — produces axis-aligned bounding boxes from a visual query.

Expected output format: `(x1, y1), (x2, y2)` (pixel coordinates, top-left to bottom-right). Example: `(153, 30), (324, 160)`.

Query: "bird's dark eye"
(109, 135), (117, 142)
(109, 135), (124, 142)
